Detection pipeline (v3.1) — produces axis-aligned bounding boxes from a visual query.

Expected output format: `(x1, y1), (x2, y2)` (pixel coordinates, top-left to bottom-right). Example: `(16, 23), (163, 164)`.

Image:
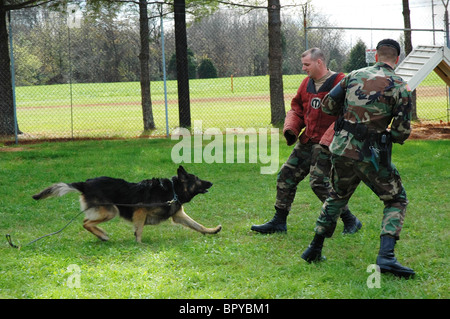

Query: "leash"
(6, 179), (180, 249)
(6, 209), (85, 249)
(5, 201), (177, 249)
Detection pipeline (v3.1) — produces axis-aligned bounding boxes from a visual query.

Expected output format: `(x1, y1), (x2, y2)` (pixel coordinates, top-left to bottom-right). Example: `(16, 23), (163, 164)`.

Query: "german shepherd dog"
(32, 166), (222, 243)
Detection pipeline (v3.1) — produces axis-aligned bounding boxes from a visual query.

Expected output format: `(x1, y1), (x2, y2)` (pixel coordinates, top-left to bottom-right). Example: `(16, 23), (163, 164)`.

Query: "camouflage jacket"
(321, 62), (412, 162)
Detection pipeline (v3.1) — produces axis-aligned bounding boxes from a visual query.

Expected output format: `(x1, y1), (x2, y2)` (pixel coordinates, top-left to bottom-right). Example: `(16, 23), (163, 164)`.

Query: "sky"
(283, 0), (446, 48)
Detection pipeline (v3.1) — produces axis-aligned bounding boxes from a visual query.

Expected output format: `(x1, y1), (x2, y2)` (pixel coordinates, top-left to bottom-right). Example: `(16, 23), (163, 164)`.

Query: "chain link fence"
(0, 3), (448, 143)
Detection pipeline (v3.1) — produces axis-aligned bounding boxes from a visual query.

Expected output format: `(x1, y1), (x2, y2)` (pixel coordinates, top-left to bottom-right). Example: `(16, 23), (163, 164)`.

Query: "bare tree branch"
(216, 0), (304, 10)
(4, 0), (55, 11)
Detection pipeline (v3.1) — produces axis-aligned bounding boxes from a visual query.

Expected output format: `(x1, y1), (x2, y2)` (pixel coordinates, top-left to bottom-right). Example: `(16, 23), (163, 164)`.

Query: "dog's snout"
(199, 181), (212, 194)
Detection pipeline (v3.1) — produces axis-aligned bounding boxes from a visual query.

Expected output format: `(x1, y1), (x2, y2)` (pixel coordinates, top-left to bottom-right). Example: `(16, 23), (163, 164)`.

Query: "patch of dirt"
(410, 122), (450, 140)
(1, 121), (448, 150)
(415, 85), (447, 98)
(0, 147), (27, 152)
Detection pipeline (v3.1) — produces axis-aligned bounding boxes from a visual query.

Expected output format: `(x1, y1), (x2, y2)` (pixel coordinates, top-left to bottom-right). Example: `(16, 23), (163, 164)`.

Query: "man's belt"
(340, 120), (368, 142)
(334, 118), (392, 171)
(334, 118), (369, 142)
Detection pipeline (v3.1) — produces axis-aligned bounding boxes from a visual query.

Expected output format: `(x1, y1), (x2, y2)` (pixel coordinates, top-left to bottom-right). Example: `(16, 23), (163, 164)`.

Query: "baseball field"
(12, 72), (448, 140)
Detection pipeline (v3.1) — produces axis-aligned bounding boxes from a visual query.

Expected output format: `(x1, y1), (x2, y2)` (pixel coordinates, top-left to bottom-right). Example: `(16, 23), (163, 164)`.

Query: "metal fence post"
(160, 5), (169, 137)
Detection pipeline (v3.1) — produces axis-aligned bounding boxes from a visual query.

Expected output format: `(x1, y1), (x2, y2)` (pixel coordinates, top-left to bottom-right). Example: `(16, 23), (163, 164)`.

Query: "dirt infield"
(410, 122), (450, 140)
(1, 121), (449, 149)
(415, 85), (447, 98)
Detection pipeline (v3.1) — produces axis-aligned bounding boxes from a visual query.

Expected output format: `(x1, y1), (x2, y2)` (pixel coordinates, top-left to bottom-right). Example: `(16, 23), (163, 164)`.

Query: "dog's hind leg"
(83, 219), (110, 241)
(171, 206), (222, 235)
(132, 209), (147, 243)
(82, 204), (118, 241)
(133, 209), (147, 243)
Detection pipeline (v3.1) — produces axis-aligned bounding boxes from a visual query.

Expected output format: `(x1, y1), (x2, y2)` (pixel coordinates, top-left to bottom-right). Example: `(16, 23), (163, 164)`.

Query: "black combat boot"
(340, 209), (362, 235)
(301, 234), (326, 263)
(376, 235), (415, 278)
(251, 208), (288, 234)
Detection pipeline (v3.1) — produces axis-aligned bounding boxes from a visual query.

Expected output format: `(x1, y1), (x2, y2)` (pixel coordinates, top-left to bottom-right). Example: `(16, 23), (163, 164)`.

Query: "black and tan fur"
(32, 166), (222, 243)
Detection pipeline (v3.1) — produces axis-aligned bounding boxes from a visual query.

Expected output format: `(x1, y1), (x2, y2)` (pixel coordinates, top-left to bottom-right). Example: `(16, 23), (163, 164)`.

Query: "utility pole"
(443, 0), (449, 48)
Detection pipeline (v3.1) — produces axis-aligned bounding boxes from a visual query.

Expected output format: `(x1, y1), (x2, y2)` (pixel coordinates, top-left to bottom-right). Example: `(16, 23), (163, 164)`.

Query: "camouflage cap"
(376, 39), (401, 56)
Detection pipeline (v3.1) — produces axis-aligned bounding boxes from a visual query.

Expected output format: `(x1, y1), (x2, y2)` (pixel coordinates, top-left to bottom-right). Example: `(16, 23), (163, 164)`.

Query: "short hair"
(376, 39), (401, 56)
(301, 47), (326, 63)
(376, 39), (400, 63)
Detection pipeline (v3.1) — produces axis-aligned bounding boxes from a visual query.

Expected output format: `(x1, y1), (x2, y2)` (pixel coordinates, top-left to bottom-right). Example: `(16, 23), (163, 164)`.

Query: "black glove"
(284, 130), (297, 146)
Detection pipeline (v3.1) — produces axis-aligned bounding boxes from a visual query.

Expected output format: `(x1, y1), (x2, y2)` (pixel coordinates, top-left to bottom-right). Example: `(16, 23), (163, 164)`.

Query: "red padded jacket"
(283, 72), (344, 145)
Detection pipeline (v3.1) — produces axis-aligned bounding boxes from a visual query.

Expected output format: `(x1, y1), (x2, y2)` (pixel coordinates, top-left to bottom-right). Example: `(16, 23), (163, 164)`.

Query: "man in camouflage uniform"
(301, 39), (415, 278)
(251, 48), (361, 235)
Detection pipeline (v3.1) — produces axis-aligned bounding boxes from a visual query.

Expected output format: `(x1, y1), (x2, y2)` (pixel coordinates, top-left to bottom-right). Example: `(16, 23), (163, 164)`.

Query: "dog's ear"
(177, 165), (188, 177)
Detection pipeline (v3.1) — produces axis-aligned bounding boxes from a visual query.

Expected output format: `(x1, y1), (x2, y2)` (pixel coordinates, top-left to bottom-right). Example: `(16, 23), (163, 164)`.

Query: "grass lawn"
(0, 136), (448, 299)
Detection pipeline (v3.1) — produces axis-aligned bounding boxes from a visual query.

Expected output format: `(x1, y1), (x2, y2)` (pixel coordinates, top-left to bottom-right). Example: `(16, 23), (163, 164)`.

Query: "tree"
(186, 9), (268, 77)
(267, 0), (285, 126)
(0, 8), (14, 135)
(0, 0), (58, 136)
(164, 0), (219, 128)
(174, 0), (190, 128)
(87, 0), (155, 130)
(402, 0), (417, 120)
(345, 39), (367, 72)
(138, 0), (155, 130)
(0, 0), (156, 135)
(197, 57), (217, 79)
(98, 0), (218, 130)
(168, 48), (196, 79)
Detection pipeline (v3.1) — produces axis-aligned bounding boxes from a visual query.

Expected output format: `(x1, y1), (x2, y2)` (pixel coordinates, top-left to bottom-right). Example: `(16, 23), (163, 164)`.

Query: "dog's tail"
(32, 182), (84, 200)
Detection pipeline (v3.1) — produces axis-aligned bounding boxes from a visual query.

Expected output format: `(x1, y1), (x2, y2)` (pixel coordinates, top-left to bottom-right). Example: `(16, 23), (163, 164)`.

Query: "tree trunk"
(402, 0), (417, 120)
(268, 0), (285, 127)
(139, 0), (155, 131)
(0, 7), (16, 135)
(174, 0), (191, 128)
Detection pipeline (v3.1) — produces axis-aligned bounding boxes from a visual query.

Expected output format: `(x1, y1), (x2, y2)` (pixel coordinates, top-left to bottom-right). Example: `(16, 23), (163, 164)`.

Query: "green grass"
(0, 137), (448, 299)
(421, 71), (447, 87)
(416, 72), (449, 121)
(15, 76), (286, 138)
(12, 72), (448, 140)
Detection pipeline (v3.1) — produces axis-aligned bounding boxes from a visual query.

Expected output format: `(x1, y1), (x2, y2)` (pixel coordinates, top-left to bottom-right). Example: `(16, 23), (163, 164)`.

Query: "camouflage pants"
(276, 141), (350, 213)
(315, 155), (408, 239)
